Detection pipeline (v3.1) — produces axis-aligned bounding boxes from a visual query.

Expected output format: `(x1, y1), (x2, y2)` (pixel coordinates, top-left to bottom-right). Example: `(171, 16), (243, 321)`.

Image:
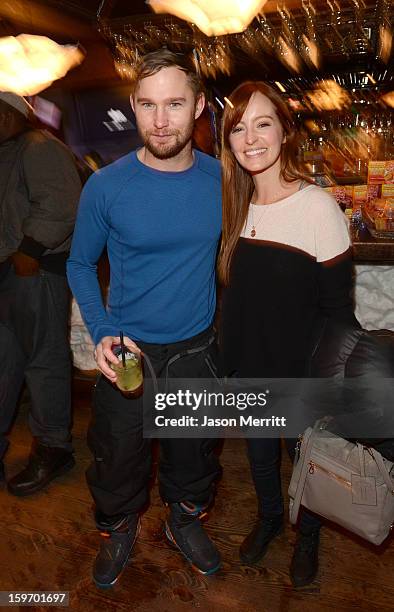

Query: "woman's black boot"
(240, 514), (284, 564)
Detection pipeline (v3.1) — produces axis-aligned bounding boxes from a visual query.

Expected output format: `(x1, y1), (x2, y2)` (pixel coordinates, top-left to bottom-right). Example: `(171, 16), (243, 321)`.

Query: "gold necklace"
(249, 203), (267, 237)
(249, 181), (305, 236)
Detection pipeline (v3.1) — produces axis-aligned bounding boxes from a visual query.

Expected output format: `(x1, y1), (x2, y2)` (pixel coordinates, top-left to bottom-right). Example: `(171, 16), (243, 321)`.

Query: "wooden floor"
(1, 380), (394, 612)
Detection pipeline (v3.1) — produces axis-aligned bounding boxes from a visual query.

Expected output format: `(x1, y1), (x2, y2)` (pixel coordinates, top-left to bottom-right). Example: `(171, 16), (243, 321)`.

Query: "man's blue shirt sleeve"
(66, 174), (116, 344)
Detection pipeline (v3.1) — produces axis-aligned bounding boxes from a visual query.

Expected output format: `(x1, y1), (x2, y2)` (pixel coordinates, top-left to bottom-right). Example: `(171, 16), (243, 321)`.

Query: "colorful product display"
(363, 161), (394, 237)
(324, 161), (394, 237)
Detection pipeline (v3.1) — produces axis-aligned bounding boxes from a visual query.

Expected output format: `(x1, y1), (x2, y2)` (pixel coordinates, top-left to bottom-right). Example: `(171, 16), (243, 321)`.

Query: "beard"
(139, 118), (195, 160)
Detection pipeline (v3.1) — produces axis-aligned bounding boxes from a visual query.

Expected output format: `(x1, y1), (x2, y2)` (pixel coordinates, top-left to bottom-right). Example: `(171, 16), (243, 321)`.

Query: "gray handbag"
(288, 419), (394, 545)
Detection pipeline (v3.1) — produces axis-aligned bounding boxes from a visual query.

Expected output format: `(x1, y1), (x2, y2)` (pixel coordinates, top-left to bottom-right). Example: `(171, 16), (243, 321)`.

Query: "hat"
(0, 92), (34, 117)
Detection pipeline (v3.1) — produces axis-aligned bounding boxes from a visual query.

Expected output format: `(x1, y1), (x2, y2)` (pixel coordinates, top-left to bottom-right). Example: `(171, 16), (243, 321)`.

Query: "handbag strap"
(289, 426), (315, 524)
(141, 351), (159, 396)
(369, 447), (394, 494)
(357, 443), (366, 478)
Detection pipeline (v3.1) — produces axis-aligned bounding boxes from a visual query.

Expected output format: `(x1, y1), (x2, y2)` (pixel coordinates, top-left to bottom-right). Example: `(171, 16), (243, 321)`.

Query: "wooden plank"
(1, 391), (394, 612)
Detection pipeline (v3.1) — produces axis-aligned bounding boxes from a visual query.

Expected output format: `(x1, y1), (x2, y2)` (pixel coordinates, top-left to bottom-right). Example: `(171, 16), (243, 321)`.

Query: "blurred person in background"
(218, 81), (359, 587)
(0, 92), (81, 495)
(76, 150), (105, 185)
(193, 106), (217, 157)
(67, 49), (222, 588)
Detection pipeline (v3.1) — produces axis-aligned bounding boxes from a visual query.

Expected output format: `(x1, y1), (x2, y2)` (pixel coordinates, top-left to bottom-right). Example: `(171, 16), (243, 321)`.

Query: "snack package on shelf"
(362, 197), (394, 237)
(384, 161), (394, 184)
(331, 185), (353, 216)
(353, 185), (367, 210)
(367, 184), (381, 201)
(361, 162), (394, 237)
(368, 161), (385, 184)
(367, 160), (394, 185)
(382, 184), (394, 199)
(351, 185), (366, 222)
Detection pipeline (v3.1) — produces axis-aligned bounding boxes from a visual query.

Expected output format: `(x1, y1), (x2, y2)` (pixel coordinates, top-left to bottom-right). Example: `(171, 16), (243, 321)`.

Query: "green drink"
(111, 351), (143, 395)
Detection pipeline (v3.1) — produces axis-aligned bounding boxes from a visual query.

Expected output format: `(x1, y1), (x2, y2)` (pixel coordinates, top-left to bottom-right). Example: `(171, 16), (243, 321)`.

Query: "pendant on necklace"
(250, 227), (256, 237)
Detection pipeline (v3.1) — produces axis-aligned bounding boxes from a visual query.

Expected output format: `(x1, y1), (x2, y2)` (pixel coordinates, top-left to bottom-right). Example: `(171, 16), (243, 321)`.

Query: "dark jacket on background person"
(0, 128), (80, 273)
(0, 123), (81, 484)
(308, 319), (394, 454)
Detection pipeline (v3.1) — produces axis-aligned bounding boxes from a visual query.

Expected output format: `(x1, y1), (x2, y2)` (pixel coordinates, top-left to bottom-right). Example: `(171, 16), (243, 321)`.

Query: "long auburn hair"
(218, 81), (309, 286)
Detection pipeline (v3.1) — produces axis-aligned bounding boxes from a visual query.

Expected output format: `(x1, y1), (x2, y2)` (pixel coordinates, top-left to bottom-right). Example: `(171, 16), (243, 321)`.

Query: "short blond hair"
(131, 49), (204, 98)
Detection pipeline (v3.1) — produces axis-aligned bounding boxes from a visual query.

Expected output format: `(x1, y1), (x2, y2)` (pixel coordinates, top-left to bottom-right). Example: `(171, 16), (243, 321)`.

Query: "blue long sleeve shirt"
(67, 149), (221, 345)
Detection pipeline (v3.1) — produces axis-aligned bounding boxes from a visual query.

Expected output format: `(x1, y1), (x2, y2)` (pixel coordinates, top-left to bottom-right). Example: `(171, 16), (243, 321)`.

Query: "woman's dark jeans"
(247, 437), (321, 533)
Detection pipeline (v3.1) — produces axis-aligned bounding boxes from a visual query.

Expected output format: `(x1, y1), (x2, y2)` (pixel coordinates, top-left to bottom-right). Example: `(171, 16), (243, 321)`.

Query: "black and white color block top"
(241, 184), (349, 260)
(220, 185), (357, 378)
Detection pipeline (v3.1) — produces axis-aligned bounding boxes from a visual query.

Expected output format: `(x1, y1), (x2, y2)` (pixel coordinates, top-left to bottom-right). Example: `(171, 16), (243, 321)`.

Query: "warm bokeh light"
(148, 0), (267, 36)
(378, 25), (393, 64)
(0, 34), (84, 95)
(306, 79), (351, 111)
(277, 36), (301, 73)
(304, 119), (321, 134)
(302, 35), (320, 69)
(380, 91), (394, 108)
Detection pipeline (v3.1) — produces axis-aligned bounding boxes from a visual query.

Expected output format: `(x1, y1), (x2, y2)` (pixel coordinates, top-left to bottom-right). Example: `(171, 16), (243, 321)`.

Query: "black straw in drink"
(119, 330), (126, 368)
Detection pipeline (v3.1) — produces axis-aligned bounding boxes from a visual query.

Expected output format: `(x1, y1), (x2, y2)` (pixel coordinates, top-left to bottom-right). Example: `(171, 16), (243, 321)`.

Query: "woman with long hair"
(218, 81), (358, 586)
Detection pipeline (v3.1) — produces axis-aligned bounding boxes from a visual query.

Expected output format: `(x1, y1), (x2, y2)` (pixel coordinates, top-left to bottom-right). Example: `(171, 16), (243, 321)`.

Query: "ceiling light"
(0, 34), (84, 95)
(148, 0), (267, 36)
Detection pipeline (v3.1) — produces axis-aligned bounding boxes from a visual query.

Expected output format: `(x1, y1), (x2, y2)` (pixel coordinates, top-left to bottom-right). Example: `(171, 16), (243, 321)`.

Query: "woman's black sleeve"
(317, 250), (361, 328)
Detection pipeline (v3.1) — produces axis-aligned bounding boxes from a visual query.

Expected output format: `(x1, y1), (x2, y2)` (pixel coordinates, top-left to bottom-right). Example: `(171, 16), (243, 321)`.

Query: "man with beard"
(67, 50), (222, 588)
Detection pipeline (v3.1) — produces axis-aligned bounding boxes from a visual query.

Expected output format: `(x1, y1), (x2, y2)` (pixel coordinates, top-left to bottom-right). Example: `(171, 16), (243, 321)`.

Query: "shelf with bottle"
(298, 106), (393, 186)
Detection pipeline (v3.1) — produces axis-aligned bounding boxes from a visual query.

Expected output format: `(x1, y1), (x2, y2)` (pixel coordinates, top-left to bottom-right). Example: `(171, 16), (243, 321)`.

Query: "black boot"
(7, 444), (75, 496)
(0, 460), (5, 483)
(290, 529), (320, 587)
(240, 514), (284, 564)
(165, 502), (221, 575)
(93, 514), (140, 589)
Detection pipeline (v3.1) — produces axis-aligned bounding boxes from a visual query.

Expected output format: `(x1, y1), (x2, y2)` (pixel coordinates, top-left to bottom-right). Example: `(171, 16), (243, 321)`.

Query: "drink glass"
(110, 347), (143, 396)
